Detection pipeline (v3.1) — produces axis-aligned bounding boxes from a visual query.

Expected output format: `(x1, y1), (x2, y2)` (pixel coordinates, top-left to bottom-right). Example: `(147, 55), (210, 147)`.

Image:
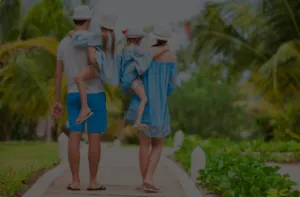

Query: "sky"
(22, 0), (204, 50)
(91, 0), (204, 29)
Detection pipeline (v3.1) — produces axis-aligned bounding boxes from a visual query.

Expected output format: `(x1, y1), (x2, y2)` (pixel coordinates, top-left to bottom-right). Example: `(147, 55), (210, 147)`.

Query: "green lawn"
(0, 141), (60, 197)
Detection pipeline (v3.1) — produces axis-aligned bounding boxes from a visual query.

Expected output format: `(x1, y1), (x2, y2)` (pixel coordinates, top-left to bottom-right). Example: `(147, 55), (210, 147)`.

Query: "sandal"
(66, 184), (80, 191)
(86, 186), (106, 191)
(142, 182), (161, 193)
(76, 109), (93, 124)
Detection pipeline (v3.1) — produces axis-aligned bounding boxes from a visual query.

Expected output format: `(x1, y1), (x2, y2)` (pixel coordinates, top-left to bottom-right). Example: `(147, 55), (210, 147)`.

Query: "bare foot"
(76, 108), (93, 124)
(142, 182), (161, 193)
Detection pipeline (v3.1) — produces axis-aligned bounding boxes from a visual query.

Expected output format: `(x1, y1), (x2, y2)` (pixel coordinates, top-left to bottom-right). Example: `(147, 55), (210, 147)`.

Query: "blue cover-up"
(119, 45), (153, 92)
(125, 60), (177, 138)
(72, 30), (119, 86)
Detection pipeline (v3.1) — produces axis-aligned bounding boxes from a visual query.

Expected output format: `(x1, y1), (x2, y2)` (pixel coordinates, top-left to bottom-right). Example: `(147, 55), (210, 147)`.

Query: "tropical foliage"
(182, 0), (300, 140)
(171, 135), (300, 197)
(192, 0), (300, 106)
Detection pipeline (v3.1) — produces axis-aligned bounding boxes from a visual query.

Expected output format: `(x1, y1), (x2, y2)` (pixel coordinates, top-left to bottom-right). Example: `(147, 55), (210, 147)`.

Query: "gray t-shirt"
(57, 36), (104, 93)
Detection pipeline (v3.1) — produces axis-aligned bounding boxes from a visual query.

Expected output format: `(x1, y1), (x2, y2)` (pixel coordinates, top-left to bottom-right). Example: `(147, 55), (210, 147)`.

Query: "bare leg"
(74, 66), (96, 124)
(68, 132), (82, 189)
(143, 137), (164, 188)
(132, 80), (148, 130)
(139, 133), (151, 182)
(88, 133), (101, 188)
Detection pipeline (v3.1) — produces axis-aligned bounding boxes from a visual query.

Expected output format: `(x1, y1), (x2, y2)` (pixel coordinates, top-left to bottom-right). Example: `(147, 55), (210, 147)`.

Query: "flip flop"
(142, 183), (161, 193)
(86, 186), (106, 191)
(76, 110), (93, 124)
(66, 184), (80, 191)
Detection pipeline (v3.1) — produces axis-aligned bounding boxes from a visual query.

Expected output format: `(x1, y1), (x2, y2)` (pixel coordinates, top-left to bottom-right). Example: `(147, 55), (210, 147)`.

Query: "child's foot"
(76, 108), (93, 124)
(133, 123), (149, 131)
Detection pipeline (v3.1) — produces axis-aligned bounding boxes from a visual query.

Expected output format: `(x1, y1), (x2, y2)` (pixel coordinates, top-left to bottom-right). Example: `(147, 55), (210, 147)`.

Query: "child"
(69, 15), (119, 124)
(119, 27), (169, 130)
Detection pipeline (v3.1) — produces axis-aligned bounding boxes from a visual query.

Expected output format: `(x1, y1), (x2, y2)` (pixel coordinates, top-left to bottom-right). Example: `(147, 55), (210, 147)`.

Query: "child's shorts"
(131, 79), (143, 89)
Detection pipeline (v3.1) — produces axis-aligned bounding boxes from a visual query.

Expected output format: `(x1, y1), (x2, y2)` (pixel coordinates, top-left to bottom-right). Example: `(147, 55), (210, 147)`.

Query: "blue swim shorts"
(66, 92), (107, 133)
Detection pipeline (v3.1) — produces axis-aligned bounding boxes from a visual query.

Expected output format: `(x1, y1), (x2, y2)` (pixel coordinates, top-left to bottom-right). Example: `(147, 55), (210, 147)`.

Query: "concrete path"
(266, 162), (300, 190)
(42, 147), (187, 197)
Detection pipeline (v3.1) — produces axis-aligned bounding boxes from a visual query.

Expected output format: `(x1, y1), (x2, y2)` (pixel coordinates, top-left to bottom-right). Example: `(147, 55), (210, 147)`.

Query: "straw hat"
(151, 24), (172, 41)
(72, 5), (92, 20)
(99, 14), (118, 30)
(124, 27), (145, 38)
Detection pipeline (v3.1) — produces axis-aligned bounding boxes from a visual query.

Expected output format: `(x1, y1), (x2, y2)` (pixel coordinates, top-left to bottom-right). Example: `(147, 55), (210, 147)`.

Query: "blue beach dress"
(119, 45), (153, 92)
(125, 60), (177, 138)
(72, 30), (119, 86)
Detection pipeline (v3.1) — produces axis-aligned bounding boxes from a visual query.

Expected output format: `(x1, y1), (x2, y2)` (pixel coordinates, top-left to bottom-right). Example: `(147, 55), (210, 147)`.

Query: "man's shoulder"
(58, 36), (72, 48)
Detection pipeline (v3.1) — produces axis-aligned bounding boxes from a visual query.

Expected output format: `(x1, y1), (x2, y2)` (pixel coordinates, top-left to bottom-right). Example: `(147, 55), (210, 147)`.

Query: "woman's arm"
(149, 45), (169, 57)
(135, 45), (169, 58)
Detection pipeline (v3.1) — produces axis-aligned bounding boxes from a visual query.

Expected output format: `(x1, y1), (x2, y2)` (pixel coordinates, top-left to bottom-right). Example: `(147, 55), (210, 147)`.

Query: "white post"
(191, 146), (206, 182)
(58, 132), (68, 162)
(173, 130), (184, 151)
(113, 139), (121, 148)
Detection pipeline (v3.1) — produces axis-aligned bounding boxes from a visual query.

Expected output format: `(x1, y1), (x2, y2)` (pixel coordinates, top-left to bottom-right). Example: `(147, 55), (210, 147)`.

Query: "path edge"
(163, 156), (204, 197)
(22, 142), (88, 197)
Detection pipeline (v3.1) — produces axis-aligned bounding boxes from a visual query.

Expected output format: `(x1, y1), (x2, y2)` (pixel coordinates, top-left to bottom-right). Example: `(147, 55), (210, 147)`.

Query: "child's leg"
(74, 65), (97, 124)
(131, 79), (148, 130)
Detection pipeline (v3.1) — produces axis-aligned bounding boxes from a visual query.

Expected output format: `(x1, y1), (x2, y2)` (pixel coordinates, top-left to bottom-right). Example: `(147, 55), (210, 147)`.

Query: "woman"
(125, 24), (177, 193)
(119, 27), (169, 130)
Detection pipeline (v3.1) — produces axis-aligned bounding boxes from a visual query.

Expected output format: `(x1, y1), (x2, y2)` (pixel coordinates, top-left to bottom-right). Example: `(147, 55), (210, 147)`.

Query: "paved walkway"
(266, 162), (300, 190)
(42, 147), (187, 197)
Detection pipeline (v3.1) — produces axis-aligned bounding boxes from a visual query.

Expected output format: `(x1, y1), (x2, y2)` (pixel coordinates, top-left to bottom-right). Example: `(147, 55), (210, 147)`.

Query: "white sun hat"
(72, 5), (92, 20)
(124, 27), (145, 38)
(99, 14), (118, 30)
(151, 24), (172, 41)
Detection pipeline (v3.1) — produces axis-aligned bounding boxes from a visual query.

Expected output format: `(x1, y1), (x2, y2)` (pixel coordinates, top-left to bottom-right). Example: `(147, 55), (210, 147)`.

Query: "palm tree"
(193, 0), (300, 106)
(0, 0), (122, 140)
(0, 0), (72, 140)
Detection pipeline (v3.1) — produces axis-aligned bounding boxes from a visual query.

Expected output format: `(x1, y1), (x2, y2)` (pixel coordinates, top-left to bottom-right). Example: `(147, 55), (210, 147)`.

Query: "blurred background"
(1, 0), (300, 143)
(2, 0), (300, 196)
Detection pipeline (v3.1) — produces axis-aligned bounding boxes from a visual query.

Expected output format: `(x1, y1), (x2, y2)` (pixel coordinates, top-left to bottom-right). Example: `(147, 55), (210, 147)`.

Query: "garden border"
(163, 156), (204, 197)
(22, 142), (88, 197)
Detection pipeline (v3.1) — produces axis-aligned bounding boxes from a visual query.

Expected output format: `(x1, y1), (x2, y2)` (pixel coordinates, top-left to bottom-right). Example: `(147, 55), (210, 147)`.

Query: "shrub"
(169, 70), (248, 140)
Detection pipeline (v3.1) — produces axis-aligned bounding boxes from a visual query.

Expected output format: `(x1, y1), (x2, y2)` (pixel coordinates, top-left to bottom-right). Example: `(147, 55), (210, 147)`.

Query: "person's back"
(53, 5), (109, 191)
(58, 36), (104, 93)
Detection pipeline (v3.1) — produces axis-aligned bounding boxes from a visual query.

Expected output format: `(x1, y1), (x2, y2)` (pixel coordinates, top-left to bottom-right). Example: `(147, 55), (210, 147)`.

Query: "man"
(53, 5), (107, 191)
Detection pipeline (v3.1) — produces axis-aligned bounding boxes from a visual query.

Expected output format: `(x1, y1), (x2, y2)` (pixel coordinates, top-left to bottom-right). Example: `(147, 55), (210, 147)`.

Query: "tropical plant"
(192, 0), (300, 107)
(169, 67), (248, 139)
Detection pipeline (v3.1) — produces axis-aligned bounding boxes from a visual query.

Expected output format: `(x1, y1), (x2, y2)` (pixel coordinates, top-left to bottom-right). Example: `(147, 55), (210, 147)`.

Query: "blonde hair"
(101, 26), (116, 57)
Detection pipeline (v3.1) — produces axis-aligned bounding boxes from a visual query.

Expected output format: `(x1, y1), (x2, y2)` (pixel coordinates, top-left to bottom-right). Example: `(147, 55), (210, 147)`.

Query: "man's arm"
(55, 60), (64, 103)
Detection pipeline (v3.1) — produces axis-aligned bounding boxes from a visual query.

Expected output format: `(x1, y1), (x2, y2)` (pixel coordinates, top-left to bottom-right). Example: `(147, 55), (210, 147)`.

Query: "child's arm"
(70, 30), (93, 48)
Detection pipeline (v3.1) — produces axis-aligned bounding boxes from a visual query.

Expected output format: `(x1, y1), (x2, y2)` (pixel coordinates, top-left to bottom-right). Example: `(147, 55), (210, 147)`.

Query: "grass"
(0, 141), (60, 197)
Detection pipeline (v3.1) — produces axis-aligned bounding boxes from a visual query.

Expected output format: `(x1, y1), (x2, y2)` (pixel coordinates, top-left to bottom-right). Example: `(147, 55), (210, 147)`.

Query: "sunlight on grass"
(0, 141), (59, 197)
